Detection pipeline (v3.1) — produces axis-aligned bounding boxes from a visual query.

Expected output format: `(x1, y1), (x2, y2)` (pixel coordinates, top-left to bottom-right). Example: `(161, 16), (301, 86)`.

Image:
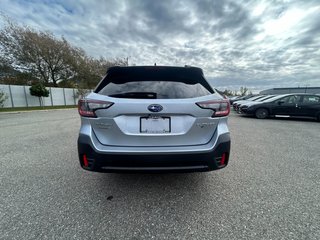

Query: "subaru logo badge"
(148, 104), (163, 112)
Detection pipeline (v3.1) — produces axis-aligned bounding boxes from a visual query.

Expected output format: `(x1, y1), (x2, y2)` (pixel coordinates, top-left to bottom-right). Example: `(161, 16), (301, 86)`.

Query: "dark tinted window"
(302, 95), (320, 103)
(96, 67), (214, 99)
(276, 95), (301, 104)
(98, 81), (212, 99)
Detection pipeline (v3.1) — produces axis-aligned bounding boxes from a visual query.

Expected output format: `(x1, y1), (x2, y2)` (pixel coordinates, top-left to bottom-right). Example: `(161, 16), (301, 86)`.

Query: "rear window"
(95, 67), (214, 99)
(98, 81), (212, 99)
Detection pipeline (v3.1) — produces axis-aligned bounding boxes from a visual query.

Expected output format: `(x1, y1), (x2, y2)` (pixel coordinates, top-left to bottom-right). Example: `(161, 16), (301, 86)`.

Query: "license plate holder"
(140, 116), (171, 133)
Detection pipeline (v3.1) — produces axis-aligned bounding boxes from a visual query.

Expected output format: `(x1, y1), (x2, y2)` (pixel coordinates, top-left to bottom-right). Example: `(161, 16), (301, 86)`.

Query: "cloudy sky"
(1, 0), (320, 91)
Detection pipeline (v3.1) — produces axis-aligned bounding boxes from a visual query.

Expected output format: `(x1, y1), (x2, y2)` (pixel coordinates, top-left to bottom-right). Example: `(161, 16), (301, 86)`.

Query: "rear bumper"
(77, 133), (231, 173)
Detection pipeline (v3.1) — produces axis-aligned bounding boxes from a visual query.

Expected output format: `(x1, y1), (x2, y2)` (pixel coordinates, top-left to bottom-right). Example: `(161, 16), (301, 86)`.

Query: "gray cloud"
(1, 0), (320, 90)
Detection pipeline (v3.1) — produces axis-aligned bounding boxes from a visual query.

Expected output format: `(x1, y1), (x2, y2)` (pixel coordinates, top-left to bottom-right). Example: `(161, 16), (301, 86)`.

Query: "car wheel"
(317, 113), (320, 122)
(255, 108), (269, 119)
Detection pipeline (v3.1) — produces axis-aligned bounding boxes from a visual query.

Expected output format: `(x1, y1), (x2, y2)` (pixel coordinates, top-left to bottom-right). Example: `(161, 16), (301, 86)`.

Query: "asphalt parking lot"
(1, 109), (319, 240)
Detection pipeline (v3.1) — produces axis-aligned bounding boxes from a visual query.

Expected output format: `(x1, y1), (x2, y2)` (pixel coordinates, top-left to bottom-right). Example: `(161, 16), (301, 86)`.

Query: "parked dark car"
(229, 95), (256, 104)
(236, 95), (276, 112)
(233, 95), (265, 111)
(239, 94), (320, 120)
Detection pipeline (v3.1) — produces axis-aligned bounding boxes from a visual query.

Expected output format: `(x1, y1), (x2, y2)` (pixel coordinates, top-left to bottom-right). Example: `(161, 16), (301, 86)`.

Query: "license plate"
(140, 117), (171, 133)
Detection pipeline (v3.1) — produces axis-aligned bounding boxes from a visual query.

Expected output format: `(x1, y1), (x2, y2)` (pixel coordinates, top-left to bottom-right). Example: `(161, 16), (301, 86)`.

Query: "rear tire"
(255, 108), (269, 119)
(317, 113), (320, 122)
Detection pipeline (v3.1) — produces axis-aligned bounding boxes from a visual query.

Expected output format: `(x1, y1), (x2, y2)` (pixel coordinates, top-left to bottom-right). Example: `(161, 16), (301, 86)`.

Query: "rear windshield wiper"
(109, 92), (157, 99)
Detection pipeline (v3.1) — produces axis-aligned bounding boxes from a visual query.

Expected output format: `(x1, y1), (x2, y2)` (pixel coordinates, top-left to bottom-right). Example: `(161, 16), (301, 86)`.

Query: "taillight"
(78, 99), (113, 117)
(196, 100), (230, 117)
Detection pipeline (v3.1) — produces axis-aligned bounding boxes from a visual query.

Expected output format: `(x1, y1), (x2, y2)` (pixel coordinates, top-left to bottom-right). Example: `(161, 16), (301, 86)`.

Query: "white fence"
(0, 84), (88, 108)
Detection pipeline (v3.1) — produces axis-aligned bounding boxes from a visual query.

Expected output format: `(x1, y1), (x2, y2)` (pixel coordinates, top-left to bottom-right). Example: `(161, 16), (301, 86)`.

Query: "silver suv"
(77, 66), (231, 172)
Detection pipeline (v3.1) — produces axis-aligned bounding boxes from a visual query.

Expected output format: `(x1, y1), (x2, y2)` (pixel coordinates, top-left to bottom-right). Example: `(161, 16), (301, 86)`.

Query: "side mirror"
(278, 100), (285, 105)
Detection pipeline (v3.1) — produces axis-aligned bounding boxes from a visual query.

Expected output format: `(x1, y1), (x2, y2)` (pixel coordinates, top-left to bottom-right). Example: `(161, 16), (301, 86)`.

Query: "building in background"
(260, 87), (320, 95)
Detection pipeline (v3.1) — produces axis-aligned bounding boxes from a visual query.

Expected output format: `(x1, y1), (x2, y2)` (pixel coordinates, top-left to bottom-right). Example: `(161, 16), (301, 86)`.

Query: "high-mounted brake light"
(78, 99), (114, 117)
(196, 100), (230, 117)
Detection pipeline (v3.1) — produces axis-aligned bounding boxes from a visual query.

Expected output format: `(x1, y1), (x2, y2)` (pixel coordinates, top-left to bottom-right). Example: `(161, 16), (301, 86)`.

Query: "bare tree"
(71, 56), (129, 89)
(0, 20), (79, 87)
(221, 89), (235, 96)
(239, 86), (249, 96)
(0, 18), (129, 88)
(0, 58), (38, 85)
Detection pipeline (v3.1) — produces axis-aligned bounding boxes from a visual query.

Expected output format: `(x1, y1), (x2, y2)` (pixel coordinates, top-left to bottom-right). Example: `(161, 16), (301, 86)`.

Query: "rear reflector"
(83, 154), (89, 167)
(78, 99), (114, 117)
(220, 153), (226, 165)
(196, 100), (230, 117)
